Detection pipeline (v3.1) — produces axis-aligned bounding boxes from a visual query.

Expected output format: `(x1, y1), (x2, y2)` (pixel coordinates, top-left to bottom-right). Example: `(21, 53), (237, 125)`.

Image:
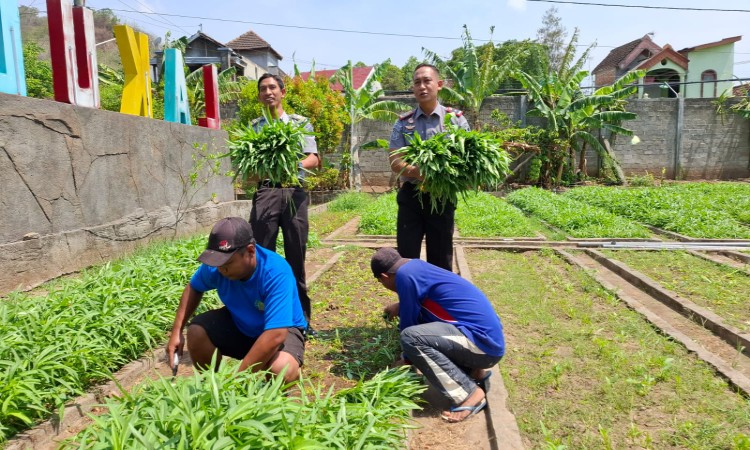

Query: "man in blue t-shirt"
(167, 217), (308, 382)
(371, 247), (505, 423)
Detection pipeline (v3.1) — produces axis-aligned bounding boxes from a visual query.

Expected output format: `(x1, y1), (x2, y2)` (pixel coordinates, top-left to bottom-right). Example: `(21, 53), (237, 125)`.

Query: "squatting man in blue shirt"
(371, 247), (505, 423)
(167, 217), (307, 382)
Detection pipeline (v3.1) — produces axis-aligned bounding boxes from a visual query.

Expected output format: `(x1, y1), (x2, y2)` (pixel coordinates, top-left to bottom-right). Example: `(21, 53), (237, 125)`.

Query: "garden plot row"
(0, 203), (339, 445)
(332, 183), (750, 242)
(7, 190), (750, 446)
(467, 248), (750, 449)
(565, 183), (750, 240)
(0, 237), (220, 443)
(2, 245), (423, 448)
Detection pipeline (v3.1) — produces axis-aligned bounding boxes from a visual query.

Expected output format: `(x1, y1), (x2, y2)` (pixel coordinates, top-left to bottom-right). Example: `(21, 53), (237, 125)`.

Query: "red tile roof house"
(593, 34), (742, 98)
(297, 66), (376, 91)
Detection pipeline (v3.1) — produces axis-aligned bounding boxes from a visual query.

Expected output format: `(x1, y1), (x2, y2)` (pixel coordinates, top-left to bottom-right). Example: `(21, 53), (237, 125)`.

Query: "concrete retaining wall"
(349, 96), (750, 184)
(0, 93), (246, 295)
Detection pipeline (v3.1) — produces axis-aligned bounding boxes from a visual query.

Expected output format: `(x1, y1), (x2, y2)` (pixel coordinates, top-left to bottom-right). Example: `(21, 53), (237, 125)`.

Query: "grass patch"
(600, 250), (750, 333)
(358, 192), (398, 236)
(469, 249), (750, 448)
(310, 192), (375, 237)
(307, 247), (402, 381)
(565, 184), (750, 239)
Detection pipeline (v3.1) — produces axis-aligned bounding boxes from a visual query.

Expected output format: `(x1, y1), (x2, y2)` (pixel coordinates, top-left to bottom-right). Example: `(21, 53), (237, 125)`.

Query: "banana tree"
(423, 25), (522, 129)
(332, 60), (410, 190)
(516, 29), (639, 186)
(575, 70), (644, 179)
(517, 68), (641, 186)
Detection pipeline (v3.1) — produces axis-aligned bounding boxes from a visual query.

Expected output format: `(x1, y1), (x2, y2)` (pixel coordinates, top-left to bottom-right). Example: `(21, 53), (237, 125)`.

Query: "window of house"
(701, 70), (717, 98)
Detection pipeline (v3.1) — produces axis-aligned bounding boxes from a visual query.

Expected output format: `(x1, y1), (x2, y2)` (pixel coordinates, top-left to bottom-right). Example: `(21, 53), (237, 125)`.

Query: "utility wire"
(110, 0), (188, 34)
(526, 0), (750, 13)
(110, 0), (191, 35)
(18, 5), (750, 57)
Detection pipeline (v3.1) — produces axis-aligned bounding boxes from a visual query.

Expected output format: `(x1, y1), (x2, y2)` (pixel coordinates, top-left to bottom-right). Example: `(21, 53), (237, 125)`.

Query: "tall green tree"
(379, 59), (408, 91)
(401, 56), (420, 87)
(536, 6), (567, 73)
(284, 75), (348, 153)
(423, 25), (522, 128)
(332, 61), (411, 190)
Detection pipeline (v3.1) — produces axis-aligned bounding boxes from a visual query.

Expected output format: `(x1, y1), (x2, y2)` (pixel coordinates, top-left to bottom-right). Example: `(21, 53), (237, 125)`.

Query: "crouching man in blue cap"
(371, 247), (505, 423)
(167, 217), (307, 382)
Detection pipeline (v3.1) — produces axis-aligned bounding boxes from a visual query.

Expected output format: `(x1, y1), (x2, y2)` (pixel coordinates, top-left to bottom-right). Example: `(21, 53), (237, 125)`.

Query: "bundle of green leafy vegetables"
(392, 116), (511, 212)
(228, 112), (312, 186)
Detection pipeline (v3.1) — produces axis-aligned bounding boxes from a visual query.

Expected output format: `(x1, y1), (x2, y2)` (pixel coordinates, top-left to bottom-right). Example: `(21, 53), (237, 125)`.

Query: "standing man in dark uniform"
(251, 73), (319, 332)
(388, 64), (470, 271)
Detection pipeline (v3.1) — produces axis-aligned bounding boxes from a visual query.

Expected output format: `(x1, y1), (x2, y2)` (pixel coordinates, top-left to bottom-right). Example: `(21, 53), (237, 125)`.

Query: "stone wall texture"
(0, 93), (249, 295)
(349, 96), (750, 185)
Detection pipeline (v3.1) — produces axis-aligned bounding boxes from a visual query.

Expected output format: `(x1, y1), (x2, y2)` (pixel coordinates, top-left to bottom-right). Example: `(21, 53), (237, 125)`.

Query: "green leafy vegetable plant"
(228, 110), (313, 186)
(507, 187), (651, 238)
(0, 236), (217, 442)
(61, 363), (424, 449)
(392, 116), (512, 212)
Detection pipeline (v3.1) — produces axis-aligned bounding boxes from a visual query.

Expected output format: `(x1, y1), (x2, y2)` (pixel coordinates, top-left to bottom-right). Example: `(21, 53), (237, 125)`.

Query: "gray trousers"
(401, 322), (501, 406)
(250, 186), (311, 319)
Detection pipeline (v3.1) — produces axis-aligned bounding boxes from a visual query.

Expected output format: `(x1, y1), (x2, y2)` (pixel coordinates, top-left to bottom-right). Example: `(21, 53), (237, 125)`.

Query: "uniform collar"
(414, 103), (445, 120)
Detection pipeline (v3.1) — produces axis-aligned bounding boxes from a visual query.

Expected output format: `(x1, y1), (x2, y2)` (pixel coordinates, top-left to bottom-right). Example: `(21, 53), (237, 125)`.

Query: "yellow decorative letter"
(114, 25), (152, 117)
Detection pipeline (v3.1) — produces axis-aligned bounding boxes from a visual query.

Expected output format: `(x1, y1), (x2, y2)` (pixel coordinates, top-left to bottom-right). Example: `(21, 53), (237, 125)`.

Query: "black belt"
(258, 180), (283, 189)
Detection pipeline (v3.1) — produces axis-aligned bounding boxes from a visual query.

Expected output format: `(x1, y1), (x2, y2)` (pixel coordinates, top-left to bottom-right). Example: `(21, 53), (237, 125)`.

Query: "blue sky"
(22, 0), (750, 80)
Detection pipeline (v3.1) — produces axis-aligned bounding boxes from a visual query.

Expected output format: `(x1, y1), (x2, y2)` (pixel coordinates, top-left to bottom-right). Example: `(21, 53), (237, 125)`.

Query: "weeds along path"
(467, 248), (750, 448)
(561, 249), (750, 395)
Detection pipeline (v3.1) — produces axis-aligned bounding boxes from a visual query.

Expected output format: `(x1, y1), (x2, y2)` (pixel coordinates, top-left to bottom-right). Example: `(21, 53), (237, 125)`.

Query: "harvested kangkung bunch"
(392, 116), (511, 212)
(228, 113), (312, 186)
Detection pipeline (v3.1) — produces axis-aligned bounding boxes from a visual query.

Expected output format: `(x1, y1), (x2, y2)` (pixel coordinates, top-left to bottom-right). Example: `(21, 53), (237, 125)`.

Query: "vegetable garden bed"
(468, 248), (750, 448)
(565, 184), (750, 239)
(6, 182), (750, 449)
(599, 250), (750, 334)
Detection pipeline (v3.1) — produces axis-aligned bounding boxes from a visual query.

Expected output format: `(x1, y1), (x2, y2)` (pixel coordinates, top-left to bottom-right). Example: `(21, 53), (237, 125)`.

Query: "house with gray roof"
(226, 30), (284, 78)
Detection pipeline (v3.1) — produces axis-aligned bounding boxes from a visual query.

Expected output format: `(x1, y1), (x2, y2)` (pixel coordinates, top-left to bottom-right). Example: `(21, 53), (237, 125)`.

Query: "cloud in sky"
(507, 0), (526, 12)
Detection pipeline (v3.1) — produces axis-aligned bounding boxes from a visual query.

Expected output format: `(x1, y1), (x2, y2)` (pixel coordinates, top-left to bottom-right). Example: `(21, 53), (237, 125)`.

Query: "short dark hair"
(258, 73), (285, 90)
(413, 63), (440, 78)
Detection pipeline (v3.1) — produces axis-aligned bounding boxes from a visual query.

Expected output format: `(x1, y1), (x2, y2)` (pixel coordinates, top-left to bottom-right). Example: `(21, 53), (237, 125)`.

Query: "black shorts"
(190, 307), (305, 367)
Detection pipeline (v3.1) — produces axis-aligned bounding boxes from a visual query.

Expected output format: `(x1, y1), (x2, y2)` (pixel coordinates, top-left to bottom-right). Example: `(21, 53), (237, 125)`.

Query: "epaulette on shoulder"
(445, 106), (464, 117)
(289, 113), (307, 123)
(399, 110), (415, 121)
(250, 117), (262, 125)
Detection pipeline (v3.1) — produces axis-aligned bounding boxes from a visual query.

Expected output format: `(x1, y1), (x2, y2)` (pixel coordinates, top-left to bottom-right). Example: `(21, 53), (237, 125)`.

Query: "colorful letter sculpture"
(0, 0), (27, 95)
(163, 48), (191, 124)
(46, 0), (99, 107)
(198, 64), (220, 129)
(114, 24), (152, 117)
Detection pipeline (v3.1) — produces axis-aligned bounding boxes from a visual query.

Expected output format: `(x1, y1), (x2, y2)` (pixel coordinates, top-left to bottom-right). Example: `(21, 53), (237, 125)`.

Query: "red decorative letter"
(198, 64), (220, 129)
(46, 0), (99, 107)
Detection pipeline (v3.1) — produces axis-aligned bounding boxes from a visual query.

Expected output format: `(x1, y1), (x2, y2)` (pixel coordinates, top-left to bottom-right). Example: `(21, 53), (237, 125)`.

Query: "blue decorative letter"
(0, 0), (27, 95)
(163, 48), (191, 124)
